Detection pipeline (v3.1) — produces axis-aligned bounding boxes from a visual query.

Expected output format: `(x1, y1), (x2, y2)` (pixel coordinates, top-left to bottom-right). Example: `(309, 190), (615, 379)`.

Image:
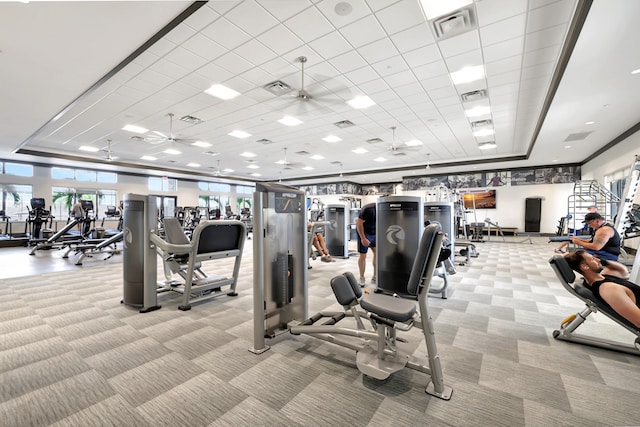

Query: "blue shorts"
(357, 232), (376, 254)
(587, 249), (619, 261)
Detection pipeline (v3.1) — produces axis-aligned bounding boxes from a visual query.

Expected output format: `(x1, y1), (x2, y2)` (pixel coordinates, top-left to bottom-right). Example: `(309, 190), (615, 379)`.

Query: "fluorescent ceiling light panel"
(478, 142), (497, 149)
(240, 152), (256, 157)
(310, 154), (324, 160)
(473, 128), (494, 137)
(278, 116), (303, 126)
(631, 68), (640, 74)
(352, 147), (368, 154)
(187, 163), (200, 167)
(79, 146), (100, 152)
(163, 149), (181, 155)
(302, 166), (314, 171)
(122, 124), (148, 134)
(223, 168), (234, 172)
(141, 155), (157, 161)
(585, 121), (595, 125)
(419, 0), (472, 20)
(465, 105), (491, 117)
(247, 164), (260, 169)
(405, 139), (423, 147)
(323, 135), (342, 143)
(204, 83), (240, 100)
(347, 95), (376, 109)
(192, 140), (211, 148)
(228, 130), (251, 139)
(450, 65), (485, 85)
(251, 173), (261, 177)
(373, 157), (388, 162)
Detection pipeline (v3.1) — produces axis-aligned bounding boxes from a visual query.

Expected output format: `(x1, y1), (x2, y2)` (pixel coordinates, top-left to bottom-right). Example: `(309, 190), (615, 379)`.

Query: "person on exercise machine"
(569, 212), (621, 261)
(308, 222), (333, 262)
(564, 250), (640, 328)
(555, 206), (598, 254)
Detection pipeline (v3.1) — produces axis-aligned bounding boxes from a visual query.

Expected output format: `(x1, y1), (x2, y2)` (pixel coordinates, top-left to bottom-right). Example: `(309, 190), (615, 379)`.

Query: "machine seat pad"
(360, 293), (416, 323)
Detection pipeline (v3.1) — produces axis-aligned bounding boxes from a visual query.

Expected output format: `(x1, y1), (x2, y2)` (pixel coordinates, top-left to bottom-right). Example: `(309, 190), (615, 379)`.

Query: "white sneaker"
(359, 277), (366, 287)
(371, 276), (377, 285)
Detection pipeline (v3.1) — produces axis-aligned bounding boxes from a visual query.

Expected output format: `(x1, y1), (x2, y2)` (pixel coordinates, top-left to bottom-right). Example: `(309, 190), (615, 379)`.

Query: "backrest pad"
(406, 223), (442, 296)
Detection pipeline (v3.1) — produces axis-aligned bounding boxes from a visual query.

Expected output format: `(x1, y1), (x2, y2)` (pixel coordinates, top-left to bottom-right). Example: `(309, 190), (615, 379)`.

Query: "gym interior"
(2, 1), (640, 426)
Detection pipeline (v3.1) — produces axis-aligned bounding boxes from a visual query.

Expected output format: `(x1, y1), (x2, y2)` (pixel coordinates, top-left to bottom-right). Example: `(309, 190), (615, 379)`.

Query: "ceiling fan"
(278, 147), (303, 170)
(386, 126), (419, 156)
(141, 113), (195, 145)
(101, 139), (115, 161)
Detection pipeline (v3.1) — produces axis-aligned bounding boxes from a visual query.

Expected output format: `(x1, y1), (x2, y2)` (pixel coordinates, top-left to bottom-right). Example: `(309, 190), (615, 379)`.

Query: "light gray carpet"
(1, 236), (640, 426)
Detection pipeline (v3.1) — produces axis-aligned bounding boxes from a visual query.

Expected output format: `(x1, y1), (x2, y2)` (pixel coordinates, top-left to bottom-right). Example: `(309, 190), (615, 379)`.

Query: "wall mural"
(296, 166), (580, 195)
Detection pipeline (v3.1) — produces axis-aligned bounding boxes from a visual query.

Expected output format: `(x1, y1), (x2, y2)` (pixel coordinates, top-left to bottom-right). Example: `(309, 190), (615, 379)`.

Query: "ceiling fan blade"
(152, 131), (167, 138)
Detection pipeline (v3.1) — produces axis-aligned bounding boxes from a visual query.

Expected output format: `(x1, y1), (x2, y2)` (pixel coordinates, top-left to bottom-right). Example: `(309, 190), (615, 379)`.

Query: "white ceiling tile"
(443, 49), (484, 72)
(315, 0), (372, 28)
(487, 69), (520, 87)
(233, 39), (277, 67)
(257, 24), (305, 56)
(357, 79), (391, 96)
(206, 1), (242, 16)
(184, 5), (221, 31)
(214, 51), (254, 76)
(489, 82), (519, 96)
(480, 14), (526, 46)
(259, 56), (297, 77)
(526, 0), (576, 33)
(437, 31), (481, 59)
(146, 37), (178, 57)
(195, 62), (235, 83)
(164, 46), (209, 70)
(402, 44), (442, 69)
(132, 51), (161, 69)
(524, 23), (567, 52)
(328, 50), (368, 74)
(256, 0), (313, 21)
(152, 58), (190, 80)
(201, 18), (252, 50)
(339, 15), (387, 48)
(523, 44), (560, 67)
(370, 55), (409, 77)
(284, 6), (335, 43)
(308, 31), (353, 60)
(165, 23), (197, 46)
(485, 55), (522, 77)
(393, 82), (424, 97)
(357, 38), (400, 64)
(390, 23), (435, 53)
(521, 62), (554, 81)
(224, 1), (280, 36)
(482, 36), (524, 63)
(413, 61), (449, 81)
(475, 0), (527, 26)
(181, 34), (227, 61)
(382, 69), (417, 89)
(418, 74), (451, 91)
(375, 0), (426, 35)
(344, 66), (380, 85)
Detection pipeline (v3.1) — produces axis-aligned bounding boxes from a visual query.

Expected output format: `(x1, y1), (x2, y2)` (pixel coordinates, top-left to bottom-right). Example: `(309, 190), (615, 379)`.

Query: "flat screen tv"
(462, 190), (496, 209)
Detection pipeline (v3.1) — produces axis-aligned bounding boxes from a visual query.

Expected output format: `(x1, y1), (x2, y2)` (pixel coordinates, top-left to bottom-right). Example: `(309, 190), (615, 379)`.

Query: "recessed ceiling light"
(187, 163), (200, 167)
(564, 145), (572, 149)
(450, 65), (485, 85)
(473, 128), (494, 137)
(240, 152), (256, 158)
(465, 105), (491, 117)
(552, 159), (558, 162)
(204, 83), (240, 100)
(323, 135), (342, 143)
(278, 116), (303, 126)
(478, 142), (496, 150)
(405, 139), (423, 147)
(163, 149), (181, 155)
(310, 154), (325, 160)
(141, 155), (157, 161)
(585, 121), (595, 125)
(347, 95), (376, 109)
(122, 124), (148, 134)
(250, 173), (261, 177)
(302, 166), (314, 171)
(373, 157), (387, 162)
(223, 168), (234, 173)
(352, 147), (368, 154)
(192, 140), (211, 148)
(228, 130), (251, 138)
(631, 68), (640, 74)
(247, 164), (260, 169)
(79, 146), (100, 152)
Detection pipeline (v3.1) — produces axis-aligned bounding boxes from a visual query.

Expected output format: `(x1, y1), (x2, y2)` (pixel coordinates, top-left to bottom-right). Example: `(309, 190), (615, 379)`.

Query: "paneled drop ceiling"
(1, 0), (639, 185)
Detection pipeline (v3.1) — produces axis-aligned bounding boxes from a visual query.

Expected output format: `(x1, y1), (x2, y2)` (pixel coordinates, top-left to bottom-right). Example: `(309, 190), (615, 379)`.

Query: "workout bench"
(158, 217), (246, 311)
(549, 255), (640, 355)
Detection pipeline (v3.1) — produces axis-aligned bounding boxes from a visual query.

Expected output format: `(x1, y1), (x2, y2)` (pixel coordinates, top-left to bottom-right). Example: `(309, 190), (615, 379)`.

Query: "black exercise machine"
(549, 255), (640, 355)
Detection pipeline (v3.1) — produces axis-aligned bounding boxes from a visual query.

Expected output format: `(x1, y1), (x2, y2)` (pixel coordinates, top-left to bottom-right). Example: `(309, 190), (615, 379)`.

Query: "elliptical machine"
(27, 198), (53, 244)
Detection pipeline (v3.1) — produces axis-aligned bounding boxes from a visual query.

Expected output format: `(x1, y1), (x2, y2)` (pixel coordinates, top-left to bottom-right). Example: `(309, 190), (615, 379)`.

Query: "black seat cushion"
(360, 293), (416, 323)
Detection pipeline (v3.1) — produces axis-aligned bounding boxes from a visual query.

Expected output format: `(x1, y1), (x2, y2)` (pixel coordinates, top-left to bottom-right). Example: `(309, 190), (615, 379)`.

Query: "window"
(51, 167), (117, 183)
(1, 184), (32, 219)
(3, 163), (33, 177)
(76, 170), (97, 182)
(97, 172), (117, 183)
(149, 177), (177, 192)
(51, 167), (75, 180)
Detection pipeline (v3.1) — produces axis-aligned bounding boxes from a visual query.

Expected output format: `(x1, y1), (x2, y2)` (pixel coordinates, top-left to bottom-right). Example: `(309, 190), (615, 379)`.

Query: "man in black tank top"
(569, 212), (621, 261)
(565, 250), (640, 328)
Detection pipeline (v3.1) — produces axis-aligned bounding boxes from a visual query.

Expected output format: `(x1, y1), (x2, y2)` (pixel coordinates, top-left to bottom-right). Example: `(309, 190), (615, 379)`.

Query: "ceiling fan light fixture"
(122, 124), (148, 134)
(347, 95), (376, 109)
(205, 83), (240, 100)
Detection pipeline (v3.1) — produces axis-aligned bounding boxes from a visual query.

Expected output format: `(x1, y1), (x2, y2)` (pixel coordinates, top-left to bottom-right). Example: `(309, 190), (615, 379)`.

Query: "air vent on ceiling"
(167, 160), (176, 163)
(334, 120), (355, 128)
(203, 151), (220, 156)
(391, 152), (406, 156)
(431, 4), (477, 41)
(366, 138), (384, 144)
(330, 161), (342, 165)
(471, 119), (493, 128)
(263, 80), (292, 95)
(461, 89), (487, 102)
(296, 150), (310, 155)
(130, 136), (145, 141)
(180, 115), (202, 124)
(564, 131), (593, 142)
(256, 138), (274, 144)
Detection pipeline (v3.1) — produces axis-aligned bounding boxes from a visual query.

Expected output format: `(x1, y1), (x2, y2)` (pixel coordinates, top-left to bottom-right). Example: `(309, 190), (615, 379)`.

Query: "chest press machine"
(549, 255), (640, 355)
